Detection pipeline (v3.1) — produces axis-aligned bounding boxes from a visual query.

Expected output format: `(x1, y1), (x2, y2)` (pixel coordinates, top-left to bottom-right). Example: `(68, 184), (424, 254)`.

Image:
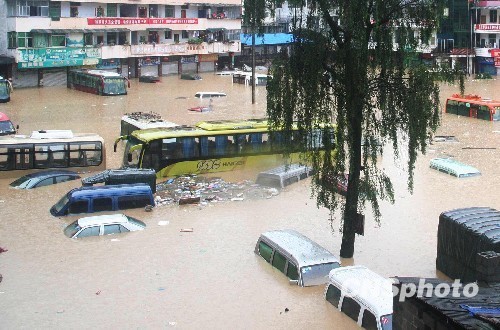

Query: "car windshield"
(52, 194), (70, 214)
(9, 176), (34, 189)
(380, 314), (393, 330)
(126, 216), (146, 228)
(300, 262), (340, 286)
(0, 120), (15, 134)
(64, 222), (82, 238)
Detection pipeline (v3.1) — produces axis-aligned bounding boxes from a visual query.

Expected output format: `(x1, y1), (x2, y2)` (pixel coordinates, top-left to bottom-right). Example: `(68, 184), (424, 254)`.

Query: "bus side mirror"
(16, 125), (19, 129)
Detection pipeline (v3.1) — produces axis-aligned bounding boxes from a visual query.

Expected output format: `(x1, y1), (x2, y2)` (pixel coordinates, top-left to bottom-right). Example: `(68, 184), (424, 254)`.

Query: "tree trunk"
(339, 29), (366, 258)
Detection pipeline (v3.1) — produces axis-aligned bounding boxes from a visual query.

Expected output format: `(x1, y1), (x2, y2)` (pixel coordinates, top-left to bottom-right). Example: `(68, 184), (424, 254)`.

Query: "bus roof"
(446, 94), (500, 105)
(129, 118), (332, 142)
(0, 132), (104, 145)
(72, 69), (123, 78)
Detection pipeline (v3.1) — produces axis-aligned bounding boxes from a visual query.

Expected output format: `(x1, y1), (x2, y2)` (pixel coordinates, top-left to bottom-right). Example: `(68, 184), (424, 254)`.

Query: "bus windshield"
(103, 78), (126, 95)
(123, 138), (143, 168)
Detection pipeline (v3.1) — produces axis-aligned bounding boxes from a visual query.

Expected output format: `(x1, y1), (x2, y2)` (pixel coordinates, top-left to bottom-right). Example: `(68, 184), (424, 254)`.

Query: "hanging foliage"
(251, 0), (464, 257)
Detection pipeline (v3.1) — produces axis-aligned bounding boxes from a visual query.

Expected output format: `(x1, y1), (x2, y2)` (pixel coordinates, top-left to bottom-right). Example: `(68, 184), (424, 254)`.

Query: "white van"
(255, 229), (341, 286)
(324, 266), (393, 330)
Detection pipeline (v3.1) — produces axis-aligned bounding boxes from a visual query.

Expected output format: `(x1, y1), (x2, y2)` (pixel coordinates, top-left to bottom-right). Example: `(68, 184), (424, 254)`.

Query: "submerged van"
(255, 229), (341, 286)
(50, 183), (155, 216)
(325, 266), (393, 330)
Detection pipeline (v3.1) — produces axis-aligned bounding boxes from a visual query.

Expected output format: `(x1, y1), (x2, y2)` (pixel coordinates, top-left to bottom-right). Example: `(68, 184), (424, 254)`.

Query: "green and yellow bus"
(67, 69), (130, 96)
(114, 118), (333, 178)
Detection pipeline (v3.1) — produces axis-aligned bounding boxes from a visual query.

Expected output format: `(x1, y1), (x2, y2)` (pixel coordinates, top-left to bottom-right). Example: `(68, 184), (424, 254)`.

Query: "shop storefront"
(476, 57), (497, 75)
(198, 54), (218, 72)
(161, 56), (179, 76)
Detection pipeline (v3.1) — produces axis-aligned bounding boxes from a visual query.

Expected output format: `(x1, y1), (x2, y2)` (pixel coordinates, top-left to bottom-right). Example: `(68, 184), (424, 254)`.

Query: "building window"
(138, 6), (147, 18)
(17, 32), (33, 48)
(8, 32), (17, 48)
(15, 0), (49, 17)
(70, 6), (79, 17)
(182, 30), (189, 39)
(488, 34), (496, 48)
(165, 6), (174, 18)
(51, 35), (66, 47)
(96, 5), (104, 17)
(107, 4), (117, 17)
(490, 10), (497, 23)
(165, 30), (172, 39)
(84, 33), (93, 46)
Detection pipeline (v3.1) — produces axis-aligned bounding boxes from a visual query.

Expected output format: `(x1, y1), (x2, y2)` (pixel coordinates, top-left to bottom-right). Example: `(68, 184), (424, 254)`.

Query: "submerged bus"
(114, 118), (334, 178)
(0, 130), (105, 177)
(67, 69), (130, 96)
(444, 94), (500, 121)
(0, 76), (13, 103)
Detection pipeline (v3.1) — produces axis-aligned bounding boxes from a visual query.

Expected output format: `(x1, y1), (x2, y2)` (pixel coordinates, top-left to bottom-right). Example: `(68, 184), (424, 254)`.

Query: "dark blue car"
(10, 170), (81, 189)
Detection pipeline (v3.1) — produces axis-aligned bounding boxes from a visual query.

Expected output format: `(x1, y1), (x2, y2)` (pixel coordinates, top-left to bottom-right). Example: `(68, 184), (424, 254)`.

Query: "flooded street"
(0, 74), (499, 329)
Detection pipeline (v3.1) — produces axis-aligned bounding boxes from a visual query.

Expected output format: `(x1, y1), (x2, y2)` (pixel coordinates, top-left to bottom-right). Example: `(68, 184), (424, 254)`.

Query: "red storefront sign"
(87, 18), (199, 25)
(495, 57), (500, 68)
(490, 49), (500, 57)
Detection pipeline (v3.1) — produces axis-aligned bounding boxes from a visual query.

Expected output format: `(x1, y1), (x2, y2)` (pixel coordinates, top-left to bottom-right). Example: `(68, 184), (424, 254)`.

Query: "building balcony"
(11, 41), (241, 68)
(8, 16), (241, 32)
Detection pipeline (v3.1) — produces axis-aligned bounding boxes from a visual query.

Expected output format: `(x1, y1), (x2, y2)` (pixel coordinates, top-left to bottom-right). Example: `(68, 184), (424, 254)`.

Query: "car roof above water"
(77, 213), (128, 227)
(259, 229), (340, 268)
(68, 183), (152, 197)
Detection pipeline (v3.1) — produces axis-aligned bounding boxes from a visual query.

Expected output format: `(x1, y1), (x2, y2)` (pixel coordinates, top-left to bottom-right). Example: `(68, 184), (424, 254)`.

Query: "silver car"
(64, 213), (146, 239)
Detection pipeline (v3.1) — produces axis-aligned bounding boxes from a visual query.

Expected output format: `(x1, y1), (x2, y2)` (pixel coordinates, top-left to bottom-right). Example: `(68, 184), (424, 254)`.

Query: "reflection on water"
(0, 74), (499, 328)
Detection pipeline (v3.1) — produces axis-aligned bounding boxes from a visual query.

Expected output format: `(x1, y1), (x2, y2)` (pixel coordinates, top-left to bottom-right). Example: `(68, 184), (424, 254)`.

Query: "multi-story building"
(473, 0), (500, 75)
(0, 0), (242, 87)
(435, 0), (475, 74)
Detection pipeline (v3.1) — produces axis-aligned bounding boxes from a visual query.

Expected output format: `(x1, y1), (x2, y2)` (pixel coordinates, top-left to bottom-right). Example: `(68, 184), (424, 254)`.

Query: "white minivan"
(324, 265), (393, 330)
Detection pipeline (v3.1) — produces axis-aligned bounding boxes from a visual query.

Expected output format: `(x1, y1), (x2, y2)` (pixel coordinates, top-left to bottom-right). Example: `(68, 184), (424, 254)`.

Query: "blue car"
(9, 170), (81, 189)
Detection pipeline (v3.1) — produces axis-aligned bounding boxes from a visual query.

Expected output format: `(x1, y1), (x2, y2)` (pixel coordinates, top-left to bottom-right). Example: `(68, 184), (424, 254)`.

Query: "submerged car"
(64, 213), (146, 239)
(255, 229), (341, 286)
(10, 170), (81, 189)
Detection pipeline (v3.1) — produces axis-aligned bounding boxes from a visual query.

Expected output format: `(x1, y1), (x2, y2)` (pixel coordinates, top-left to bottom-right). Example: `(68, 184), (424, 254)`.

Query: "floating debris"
(180, 228), (193, 232)
(155, 175), (280, 207)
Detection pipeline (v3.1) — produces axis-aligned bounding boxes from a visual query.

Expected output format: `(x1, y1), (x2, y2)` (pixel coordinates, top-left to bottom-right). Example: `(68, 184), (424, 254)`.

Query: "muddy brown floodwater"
(0, 74), (499, 329)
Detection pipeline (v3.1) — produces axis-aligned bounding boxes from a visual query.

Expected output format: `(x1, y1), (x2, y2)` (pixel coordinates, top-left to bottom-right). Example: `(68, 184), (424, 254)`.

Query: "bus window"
(34, 145), (51, 168)
(13, 146), (33, 170)
(0, 147), (12, 170)
(199, 136), (217, 157)
(249, 133), (263, 153)
(180, 137), (199, 158)
(494, 106), (500, 121)
(215, 135), (228, 156)
(161, 138), (180, 160)
(69, 142), (102, 166)
(49, 144), (69, 167)
(477, 105), (491, 121)
(234, 134), (248, 154)
(446, 100), (458, 115)
(457, 101), (469, 116)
